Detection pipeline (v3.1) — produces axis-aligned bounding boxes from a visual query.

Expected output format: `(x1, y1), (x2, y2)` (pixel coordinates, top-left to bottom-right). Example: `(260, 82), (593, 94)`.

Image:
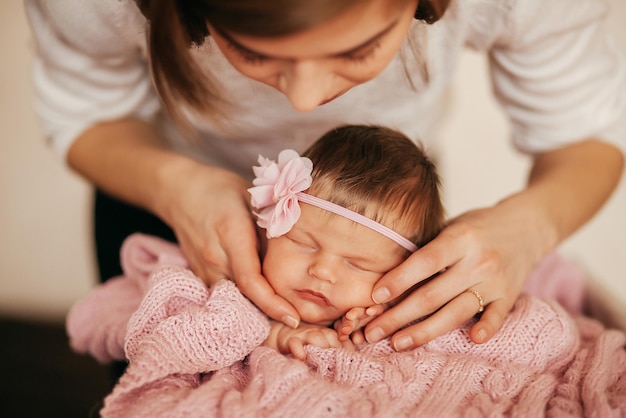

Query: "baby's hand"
(335, 305), (386, 344)
(265, 321), (354, 360)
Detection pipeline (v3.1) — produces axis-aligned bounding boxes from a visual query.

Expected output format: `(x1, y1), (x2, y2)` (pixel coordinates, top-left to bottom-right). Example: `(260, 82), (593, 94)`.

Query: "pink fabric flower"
(248, 150), (313, 238)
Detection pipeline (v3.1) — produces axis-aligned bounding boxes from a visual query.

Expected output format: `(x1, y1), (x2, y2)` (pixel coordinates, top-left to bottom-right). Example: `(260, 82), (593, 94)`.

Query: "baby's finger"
(365, 305), (385, 317)
(350, 329), (366, 345)
(287, 338), (307, 360)
(345, 307), (367, 321)
(338, 318), (359, 340)
(340, 338), (356, 352)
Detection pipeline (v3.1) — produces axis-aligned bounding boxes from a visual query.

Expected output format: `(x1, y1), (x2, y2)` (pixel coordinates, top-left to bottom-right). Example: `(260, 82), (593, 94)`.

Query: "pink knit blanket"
(67, 234), (626, 417)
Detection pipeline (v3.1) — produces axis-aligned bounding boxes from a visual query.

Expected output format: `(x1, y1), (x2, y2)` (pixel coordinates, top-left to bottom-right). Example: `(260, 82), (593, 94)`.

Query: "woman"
(25, 0), (625, 351)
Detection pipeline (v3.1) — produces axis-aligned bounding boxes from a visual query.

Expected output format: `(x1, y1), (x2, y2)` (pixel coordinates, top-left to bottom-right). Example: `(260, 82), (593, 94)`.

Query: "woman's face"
(208, 0), (418, 112)
(262, 204), (407, 325)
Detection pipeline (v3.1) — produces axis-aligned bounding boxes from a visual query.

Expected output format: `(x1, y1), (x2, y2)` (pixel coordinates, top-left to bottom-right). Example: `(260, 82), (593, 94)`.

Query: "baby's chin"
(291, 300), (343, 326)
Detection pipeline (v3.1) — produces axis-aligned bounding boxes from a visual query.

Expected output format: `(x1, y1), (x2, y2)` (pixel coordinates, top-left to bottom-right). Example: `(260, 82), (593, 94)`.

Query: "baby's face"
(263, 204), (407, 325)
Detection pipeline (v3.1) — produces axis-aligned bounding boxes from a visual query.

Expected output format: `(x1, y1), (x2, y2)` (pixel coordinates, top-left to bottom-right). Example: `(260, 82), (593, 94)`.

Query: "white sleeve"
(487, 0), (626, 154)
(24, 0), (161, 158)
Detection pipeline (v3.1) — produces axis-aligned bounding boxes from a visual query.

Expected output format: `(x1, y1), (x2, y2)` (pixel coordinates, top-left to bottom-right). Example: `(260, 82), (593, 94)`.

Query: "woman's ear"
(414, 0), (450, 24)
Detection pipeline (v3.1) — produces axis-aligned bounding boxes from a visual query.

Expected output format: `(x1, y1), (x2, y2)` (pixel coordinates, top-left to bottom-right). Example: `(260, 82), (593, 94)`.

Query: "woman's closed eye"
(226, 39), (381, 66)
(226, 41), (268, 64)
(339, 42), (381, 64)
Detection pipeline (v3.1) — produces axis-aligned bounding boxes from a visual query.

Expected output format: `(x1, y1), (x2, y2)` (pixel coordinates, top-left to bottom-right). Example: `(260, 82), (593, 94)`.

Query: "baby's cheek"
(336, 286), (375, 311)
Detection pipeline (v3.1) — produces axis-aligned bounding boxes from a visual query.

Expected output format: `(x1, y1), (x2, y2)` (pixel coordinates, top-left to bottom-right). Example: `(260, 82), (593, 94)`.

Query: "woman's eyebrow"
(213, 19), (399, 60)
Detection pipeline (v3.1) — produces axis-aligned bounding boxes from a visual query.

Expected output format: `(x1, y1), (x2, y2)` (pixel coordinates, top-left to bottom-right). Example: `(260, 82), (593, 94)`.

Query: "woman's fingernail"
(394, 336), (413, 351)
(366, 327), (385, 343)
(282, 315), (299, 329)
(372, 287), (391, 304)
(475, 328), (487, 343)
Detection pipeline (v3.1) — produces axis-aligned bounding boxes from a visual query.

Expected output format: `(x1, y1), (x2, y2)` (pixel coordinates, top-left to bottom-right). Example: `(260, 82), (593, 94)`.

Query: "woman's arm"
(68, 118), (184, 215)
(364, 0), (626, 351)
(67, 118), (301, 326)
(26, 1), (302, 329)
(364, 139), (623, 350)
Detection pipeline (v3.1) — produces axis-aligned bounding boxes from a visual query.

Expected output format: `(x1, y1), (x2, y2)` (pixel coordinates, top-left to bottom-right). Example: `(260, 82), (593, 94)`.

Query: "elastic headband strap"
(297, 192), (418, 253)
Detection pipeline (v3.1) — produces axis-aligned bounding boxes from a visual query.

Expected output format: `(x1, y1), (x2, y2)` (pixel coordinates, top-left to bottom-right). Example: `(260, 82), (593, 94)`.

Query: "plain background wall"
(1, 1), (625, 322)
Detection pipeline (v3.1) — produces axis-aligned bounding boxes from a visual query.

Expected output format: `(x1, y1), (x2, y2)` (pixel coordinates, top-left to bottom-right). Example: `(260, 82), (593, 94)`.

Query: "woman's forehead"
(218, 0), (411, 59)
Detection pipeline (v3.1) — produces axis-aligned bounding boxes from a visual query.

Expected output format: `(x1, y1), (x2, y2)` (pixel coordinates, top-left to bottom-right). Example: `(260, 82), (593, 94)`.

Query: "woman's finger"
(223, 213), (301, 328)
(371, 236), (461, 305)
(469, 298), (508, 343)
(177, 235), (230, 284)
(237, 271), (301, 328)
(365, 260), (480, 343)
(386, 289), (493, 351)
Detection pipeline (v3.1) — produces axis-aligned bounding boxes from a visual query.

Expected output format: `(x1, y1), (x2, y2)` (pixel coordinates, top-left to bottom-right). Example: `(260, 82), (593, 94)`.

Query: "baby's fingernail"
(366, 327), (385, 343)
(394, 336), (413, 351)
(372, 287), (391, 304)
(282, 315), (299, 329)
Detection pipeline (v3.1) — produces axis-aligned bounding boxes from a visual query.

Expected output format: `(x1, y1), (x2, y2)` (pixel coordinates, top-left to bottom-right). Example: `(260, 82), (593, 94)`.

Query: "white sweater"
(25, 0), (626, 179)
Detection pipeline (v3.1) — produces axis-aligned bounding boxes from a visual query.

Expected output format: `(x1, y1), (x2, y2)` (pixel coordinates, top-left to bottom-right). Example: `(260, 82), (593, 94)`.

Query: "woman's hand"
(69, 118), (301, 329)
(265, 321), (355, 360)
(363, 140), (624, 351)
(363, 198), (554, 351)
(156, 159), (302, 328)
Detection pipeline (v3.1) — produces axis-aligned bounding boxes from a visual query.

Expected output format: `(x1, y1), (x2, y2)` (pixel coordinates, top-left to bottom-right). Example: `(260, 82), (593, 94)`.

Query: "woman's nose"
(279, 60), (331, 112)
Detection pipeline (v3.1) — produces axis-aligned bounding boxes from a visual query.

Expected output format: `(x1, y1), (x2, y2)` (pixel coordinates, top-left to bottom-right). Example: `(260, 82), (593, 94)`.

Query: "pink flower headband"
(248, 150), (418, 253)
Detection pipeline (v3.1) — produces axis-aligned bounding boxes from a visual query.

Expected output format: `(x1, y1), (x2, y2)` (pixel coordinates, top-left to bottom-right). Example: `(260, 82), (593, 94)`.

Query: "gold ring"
(468, 289), (484, 314)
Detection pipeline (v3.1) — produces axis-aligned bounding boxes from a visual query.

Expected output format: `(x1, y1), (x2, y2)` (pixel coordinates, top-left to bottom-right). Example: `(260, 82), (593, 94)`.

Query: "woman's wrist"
(527, 140), (624, 243)
(502, 139), (624, 259)
(152, 154), (252, 233)
(151, 152), (204, 225)
(494, 190), (560, 262)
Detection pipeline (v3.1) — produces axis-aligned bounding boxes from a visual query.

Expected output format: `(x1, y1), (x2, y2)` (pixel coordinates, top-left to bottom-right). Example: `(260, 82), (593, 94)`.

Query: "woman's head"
(254, 125), (445, 324)
(137, 0), (450, 117)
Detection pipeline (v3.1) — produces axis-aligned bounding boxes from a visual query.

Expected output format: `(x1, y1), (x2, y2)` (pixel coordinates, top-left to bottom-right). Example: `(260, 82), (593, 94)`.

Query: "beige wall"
(1, 1), (625, 322)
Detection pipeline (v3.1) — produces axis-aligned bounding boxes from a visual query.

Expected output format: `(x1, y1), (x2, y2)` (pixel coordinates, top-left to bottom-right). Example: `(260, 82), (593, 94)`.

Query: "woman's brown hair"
(135, 0), (451, 123)
(302, 125), (445, 248)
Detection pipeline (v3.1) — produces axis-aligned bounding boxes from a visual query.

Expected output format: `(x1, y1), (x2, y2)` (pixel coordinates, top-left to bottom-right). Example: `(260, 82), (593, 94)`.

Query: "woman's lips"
(296, 289), (330, 306)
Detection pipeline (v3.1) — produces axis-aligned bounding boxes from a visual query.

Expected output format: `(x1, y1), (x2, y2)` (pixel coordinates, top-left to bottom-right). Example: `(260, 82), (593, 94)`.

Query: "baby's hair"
(302, 125), (445, 248)
(134, 0), (450, 124)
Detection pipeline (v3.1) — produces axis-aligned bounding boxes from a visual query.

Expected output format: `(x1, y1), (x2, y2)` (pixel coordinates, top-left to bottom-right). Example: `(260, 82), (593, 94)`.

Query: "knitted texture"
(66, 233), (189, 362)
(66, 275), (142, 362)
(66, 234), (626, 417)
(123, 268), (270, 381)
(100, 294), (626, 418)
(523, 251), (587, 315)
